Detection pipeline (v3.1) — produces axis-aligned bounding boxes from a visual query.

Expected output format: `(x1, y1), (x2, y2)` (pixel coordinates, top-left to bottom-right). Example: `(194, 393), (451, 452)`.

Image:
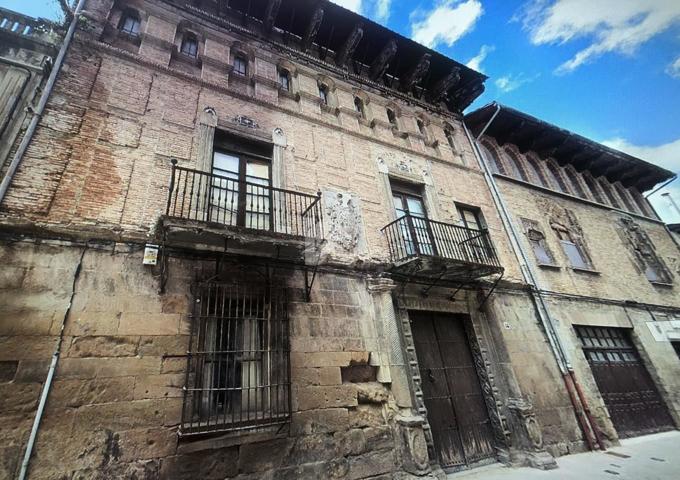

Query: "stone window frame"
(550, 222), (595, 272)
(618, 217), (673, 285)
(443, 122), (457, 152)
(385, 103), (401, 131)
(316, 74), (337, 112)
(352, 89), (372, 124)
(229, 41), (255, 82)
(564, 165), (587, 198)
(174, 21), (204, 61)
(117, 7), (142, 37)
(523, 152), (549, 187)
(276, 59), (299, 100)
(613, 182), (639, 214)
(544, 159), (570, 194)
(195, 107), (287, 192)
(520, 218), (559, 268)
(581, 171), (606, 204)
(415, 113), (438, 148)
(629, 188), (657, 219)
(597, 177), (622, 209)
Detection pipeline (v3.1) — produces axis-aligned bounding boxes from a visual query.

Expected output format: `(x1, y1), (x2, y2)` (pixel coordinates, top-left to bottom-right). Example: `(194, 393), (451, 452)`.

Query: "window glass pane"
(121, 16), (140, 35)
(246, 159), (269, 184)
(279, 71), (289, 90)
(460, 209), (481, 230)
(645, 264), (661, 282)
(561, 241), (589, 269)
(393, 195), (406, 216)
(213, 152), (239, 176)
(406, 197), (426, 217)
(531, 240), (553, 264)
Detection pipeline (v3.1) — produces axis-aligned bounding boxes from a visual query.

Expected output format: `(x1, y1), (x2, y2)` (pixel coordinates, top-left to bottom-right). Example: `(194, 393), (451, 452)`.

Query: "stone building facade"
(0, 1), (678, 480)
(0, 8), (60, 177)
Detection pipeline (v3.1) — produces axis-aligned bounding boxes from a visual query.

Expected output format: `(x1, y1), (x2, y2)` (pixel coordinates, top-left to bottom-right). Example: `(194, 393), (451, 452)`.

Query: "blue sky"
(4, 0), (680, 222)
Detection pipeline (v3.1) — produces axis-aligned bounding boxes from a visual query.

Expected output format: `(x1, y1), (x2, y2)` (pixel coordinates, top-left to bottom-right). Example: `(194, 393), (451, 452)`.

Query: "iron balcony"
(381, 214), (503, 282)
(161, 160), (324, 259)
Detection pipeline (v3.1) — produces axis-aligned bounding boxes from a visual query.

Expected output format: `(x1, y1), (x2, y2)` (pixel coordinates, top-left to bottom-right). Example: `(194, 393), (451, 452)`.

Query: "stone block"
(356, 382), (389, 404)
(133, 374), (184, 399)
(161, 357), (186, 374)
(0, 336), (57, 360)
(48, 376), (136, 409)
(118, 313), (180, 335)
(347, 449), (396, 479)
(117, 427), (178, 462)
(334, 428), (367, 456)
(292, 367), (342, 386)
(159, 446), (239, 479)
(57, 357), (161, 379)
(64, 311), (121, 336)
(238, 438), (294, 473)
(0, 382), (41, 413)
(67, 335), (139, 357)
(13, 359), (50, 382)
(363, 426), (394, 452)
(283, 434), (340, 465)
(294, 385), (357, 411)
(291, 408), (349, 435)
(138, 336), (189, 356)
(348, 405), (385, 428)
(72, 399), (178, 434)
(0, 361), (18, 382)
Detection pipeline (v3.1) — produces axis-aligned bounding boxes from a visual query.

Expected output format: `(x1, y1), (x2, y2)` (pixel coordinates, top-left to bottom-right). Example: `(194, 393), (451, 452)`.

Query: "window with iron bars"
(180, 281), (290, 436)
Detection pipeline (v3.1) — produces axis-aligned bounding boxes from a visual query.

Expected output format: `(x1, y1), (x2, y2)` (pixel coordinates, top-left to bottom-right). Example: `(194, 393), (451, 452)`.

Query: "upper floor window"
(118, 10), (141, 36)
(278, 68), (290, 91)
(479, 143), (505, 175)
(504, 149), (529, 182)
(565, 167), (586, 197)
(598, 178), (621, 208)
(386, 108), (398, 127)
(233, 54), (247, 76)
(417, 119), (426, 136)
(354, 97), (365, 118)
(524, 155), (548, 187)
(457, 205), (484, 231)
(318, 84), (329, 105)
(545, 161), (569, 193)
(444, 127), (456, 151)
(527, 227), (556, 266)
(180, 33), (198, 57)
(614, 183), (637, 213)
(583, 173), (605, 203)
(554, 226), (591, 270)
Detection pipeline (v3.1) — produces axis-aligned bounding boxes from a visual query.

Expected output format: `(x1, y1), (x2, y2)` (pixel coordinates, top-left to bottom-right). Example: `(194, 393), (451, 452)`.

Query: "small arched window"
(118, 10), (141, 36)
(545, 160), (569, 193)
(444, 127), (456, 151)
(598, 178), (621, 208)
(417, 119), (426, 136)
(354, 97), (365, 118)
(565, 167), (586, 197)
(386, 108), (397, 127)
(630, 189), (654, 218)
(582, 172), (604, 203)
(318, 84), (329, 105)
(278, 68), (290, 91)
(503, 148), (529, 181)
(614, 183), (637, 213)
(180, 33), (198, 57)
(233, 54), (247, 76)
(479, 143), (505, 175)
(524, 155), (548, 187)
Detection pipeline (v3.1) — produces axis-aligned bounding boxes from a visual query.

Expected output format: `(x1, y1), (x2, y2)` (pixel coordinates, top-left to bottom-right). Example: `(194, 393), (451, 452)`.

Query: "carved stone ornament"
(326, 192), (361, 252)
(396, 415), (431, 475)
(506, 397), (543, 451)
(232, 115), (259, 129)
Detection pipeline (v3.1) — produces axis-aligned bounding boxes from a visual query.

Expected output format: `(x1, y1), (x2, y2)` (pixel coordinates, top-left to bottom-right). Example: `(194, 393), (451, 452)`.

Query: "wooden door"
(576, 326), (675, 438)
(411, 311), (496, 469)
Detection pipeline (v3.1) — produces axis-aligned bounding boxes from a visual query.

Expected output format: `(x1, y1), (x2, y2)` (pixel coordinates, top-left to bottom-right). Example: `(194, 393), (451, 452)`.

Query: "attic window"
(180, 33), (198, 57)
(318, 84), (329, 105)
(386, 108), (397, 127)
(118, 10), (141, 36)
(233, 54), (247, 76)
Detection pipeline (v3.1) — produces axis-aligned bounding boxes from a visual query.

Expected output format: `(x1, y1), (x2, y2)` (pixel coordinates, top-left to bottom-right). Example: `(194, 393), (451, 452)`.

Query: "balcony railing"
(381, 214), (501, 269)
(166, 161), (323, 240)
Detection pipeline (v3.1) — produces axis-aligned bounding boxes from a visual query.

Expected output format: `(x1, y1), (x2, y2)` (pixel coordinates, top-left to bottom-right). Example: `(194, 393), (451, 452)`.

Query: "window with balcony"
(180, 33), (198, 57)
(180, 280), (290, 435)
(118, 9), (141, 36)
(391, 181), (432, 256)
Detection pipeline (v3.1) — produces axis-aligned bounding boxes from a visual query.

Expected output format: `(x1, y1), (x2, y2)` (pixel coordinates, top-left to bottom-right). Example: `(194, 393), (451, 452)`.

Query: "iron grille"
(180, 281), (290, 436)
(166, 161), (323, 239)
(575, 326), (637, 364)
(381, 214), (501, 268)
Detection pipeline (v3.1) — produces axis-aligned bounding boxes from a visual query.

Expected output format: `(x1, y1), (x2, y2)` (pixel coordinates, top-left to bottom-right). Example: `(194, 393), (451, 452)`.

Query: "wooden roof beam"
(495, 120), (526, 147)
(302, 6), (324, 52)
(426, 67), (460, 103)
(369, 38), (397, 80)
(336, 22), (364, 67)
(263, 0), (282, 32)
(400, 53), (431, 93)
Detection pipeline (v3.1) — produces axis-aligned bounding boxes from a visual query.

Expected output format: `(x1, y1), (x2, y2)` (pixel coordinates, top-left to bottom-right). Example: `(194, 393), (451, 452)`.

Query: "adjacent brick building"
(0, 1), (678, 479)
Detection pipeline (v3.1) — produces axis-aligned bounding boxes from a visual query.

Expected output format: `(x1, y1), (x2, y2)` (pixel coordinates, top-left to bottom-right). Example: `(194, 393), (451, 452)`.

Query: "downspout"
(462, 104), (603, 450)
(18, 245), (87, 480)
(0, 0), (87, 204)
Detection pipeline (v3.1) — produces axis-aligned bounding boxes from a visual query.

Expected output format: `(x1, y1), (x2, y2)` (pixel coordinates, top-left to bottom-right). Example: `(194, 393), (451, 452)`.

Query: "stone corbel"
(506, 397), (558, 470)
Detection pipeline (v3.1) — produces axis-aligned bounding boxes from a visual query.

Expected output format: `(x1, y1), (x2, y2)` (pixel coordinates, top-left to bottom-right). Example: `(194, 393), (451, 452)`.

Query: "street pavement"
(448, 430), (680, 480)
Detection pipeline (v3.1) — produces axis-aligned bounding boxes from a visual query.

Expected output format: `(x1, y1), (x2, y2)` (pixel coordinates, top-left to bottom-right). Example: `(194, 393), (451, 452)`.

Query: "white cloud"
(516, 0), (680, 73)
(411, 0), (484, 49)
(466, 44), (494, 73)
(602, 136), (680, 223)
(666, 55), (680, 79)
(374, 0), (392, 23)
(494, 72), (538, 92)
(330, 0), (363, 14)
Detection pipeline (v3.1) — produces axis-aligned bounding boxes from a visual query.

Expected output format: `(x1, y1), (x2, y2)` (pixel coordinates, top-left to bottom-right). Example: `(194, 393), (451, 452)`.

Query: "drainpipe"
(462, 104), (603, 450)
(0, 0), (86, 205)
(18, 245), (87, 480)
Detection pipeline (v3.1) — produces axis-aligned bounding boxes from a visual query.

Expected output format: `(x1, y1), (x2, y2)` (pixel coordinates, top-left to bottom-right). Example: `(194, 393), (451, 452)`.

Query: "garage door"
(575, 326), (675, 438)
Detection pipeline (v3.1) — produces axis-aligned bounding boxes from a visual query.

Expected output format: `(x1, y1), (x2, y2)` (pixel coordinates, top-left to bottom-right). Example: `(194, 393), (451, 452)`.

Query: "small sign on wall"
(143, 244), (159, 265)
